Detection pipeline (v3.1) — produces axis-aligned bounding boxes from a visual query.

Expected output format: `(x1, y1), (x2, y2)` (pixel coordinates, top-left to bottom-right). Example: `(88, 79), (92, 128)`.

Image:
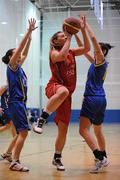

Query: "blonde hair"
(50, 31), (63, 50)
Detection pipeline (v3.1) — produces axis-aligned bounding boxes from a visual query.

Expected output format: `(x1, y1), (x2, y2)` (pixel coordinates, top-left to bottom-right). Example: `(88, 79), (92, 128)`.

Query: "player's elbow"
(91, 35), (96, 41)
(84, 45), (90, 54)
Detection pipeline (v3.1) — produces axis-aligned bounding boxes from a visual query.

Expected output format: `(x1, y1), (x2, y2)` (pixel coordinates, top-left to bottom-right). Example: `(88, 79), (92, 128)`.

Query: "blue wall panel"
(47, 110), (120, 123)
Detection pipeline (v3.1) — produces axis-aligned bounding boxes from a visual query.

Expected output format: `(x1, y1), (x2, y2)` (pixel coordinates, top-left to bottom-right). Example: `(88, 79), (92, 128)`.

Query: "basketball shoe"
(9, 160), (29, 172)
(90, 157), (109, 173)
(1, 152), (12, 162)
(33, 117), (46, 134)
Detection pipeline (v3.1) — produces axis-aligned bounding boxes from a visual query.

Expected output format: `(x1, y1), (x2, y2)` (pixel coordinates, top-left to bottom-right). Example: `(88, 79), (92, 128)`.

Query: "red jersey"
(48, 49), (76, 94)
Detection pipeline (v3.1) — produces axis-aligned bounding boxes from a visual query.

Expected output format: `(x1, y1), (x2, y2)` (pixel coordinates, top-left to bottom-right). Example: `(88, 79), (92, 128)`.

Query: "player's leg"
(9, 130), (29, 171)
(52, 96), (71, 171)
(93, 124), (109, 167)
(0, 122), (11, 132)
(9, 103), (30, 172)
(34, 84), (69, 134)
(93, 124), (106, 153)
(52, 120), (68, 171)
(79, 116), (98, 150)
(1, 134), (18, 162)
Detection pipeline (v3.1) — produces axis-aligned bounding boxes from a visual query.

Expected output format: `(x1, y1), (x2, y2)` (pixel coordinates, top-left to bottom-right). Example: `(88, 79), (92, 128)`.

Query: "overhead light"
(1, 22), (7, 25)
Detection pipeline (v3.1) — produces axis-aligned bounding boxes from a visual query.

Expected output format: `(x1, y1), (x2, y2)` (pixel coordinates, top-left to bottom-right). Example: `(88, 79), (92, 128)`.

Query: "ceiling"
(29, 0), (120, 13)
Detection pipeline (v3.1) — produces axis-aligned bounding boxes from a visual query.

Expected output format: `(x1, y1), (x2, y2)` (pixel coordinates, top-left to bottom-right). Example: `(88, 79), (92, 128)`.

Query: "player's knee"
(20, 130), (28, 140)
(60, 88), (69, 99)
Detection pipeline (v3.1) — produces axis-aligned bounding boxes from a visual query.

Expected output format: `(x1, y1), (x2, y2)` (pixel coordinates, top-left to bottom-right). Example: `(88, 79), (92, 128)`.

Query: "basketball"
(63, 17), (81, 34)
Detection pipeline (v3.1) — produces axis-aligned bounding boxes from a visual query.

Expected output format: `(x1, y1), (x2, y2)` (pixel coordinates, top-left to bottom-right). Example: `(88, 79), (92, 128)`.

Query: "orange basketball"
(63, 17), (81, 34)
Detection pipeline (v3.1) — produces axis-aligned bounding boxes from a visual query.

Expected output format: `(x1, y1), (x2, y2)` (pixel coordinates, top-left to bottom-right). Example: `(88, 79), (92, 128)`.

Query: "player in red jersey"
(33, 16), (90, 171)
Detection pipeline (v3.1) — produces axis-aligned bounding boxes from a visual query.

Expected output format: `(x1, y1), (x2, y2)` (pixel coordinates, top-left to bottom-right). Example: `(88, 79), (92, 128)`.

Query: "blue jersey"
(7, 65), (27, 103)
(84, 61), (108, 96)
(1, 89), (9, 109)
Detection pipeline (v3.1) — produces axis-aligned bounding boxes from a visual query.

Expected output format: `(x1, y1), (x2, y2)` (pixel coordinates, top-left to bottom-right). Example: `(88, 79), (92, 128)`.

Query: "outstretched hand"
(80, 15), (86, 30)
(28, 18), (38, 32)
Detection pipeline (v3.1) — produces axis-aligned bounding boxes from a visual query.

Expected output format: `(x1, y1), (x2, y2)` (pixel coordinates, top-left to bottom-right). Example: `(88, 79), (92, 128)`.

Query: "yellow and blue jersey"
(7, 65), (27, 103)
(84, 61), (108, 97)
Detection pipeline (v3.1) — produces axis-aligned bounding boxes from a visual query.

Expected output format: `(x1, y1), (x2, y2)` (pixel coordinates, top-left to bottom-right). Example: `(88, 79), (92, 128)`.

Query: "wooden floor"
(0, 123), (120, 180)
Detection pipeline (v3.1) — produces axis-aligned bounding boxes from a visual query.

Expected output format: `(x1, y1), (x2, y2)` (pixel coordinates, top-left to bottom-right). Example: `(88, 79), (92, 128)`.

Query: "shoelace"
(38, 118), (46, 128)
(96, 161), (103, 169)
(55, 158), (63, 166)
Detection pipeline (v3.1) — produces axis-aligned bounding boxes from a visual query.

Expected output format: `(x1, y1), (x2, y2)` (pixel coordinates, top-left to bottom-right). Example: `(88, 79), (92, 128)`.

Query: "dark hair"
(50, 31), (63, 50)
(2, 48), (15, 64)
(99, 42), (114, 57)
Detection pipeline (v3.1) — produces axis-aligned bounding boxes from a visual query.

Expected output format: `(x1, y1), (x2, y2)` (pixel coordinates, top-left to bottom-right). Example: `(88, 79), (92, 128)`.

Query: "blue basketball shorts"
(9, 102), (30, 133)
(80, 96), (107, 125)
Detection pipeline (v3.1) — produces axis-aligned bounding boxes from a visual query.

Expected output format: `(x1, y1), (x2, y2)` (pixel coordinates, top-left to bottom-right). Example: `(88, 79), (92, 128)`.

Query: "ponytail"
(2, 48), (15, 64)
(99, 42), (114, 57)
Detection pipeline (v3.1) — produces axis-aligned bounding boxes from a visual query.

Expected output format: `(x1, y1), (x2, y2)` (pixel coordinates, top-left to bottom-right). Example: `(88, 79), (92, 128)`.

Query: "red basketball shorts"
(45, 82), (72, 126)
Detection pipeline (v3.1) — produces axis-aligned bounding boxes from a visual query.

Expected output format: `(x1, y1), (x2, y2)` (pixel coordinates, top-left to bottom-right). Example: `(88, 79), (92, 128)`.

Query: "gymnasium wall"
(0, 0), (40, 108)
(41, 10), (120, 122)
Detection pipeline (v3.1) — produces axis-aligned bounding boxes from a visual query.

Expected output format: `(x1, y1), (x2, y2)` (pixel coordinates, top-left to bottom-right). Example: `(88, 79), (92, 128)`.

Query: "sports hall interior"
(0, 0), (120, 180)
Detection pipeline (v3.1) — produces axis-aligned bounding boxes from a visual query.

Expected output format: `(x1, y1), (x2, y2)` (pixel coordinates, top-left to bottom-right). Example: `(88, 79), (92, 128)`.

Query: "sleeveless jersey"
(49, 50), (76, 94)
(84, 61), (108, 96)
(7, 65), (27, 103)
